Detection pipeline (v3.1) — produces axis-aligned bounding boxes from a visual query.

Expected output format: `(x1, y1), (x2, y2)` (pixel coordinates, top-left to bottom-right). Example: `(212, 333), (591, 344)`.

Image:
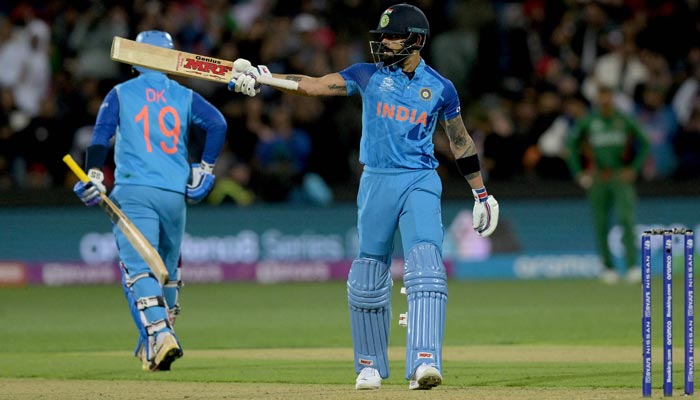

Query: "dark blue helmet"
(369, 4), (429, 38)
(369, 4), (429, 68)
(134, 30), (174, 73)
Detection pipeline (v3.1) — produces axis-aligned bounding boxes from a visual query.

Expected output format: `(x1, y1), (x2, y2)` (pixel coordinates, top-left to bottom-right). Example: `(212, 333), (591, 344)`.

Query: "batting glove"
(227, 58), (271, 97)
(73, 168), (106, 207)
(186, 161), (215, 204)
(471, 187), (499, 237)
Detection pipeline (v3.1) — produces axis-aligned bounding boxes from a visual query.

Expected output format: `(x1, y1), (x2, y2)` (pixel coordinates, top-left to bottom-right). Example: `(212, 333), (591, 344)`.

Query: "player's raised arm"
(227, 58), (347, 97)
(272, 72), (347, 97)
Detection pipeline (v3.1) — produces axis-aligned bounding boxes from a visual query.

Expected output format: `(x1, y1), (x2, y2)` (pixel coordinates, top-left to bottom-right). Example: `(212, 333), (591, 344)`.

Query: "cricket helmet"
(369, 4), (429, 68)
(133, 30), (174, 73)
(370, 3), (429, 37)
(135, 30), (174, 49)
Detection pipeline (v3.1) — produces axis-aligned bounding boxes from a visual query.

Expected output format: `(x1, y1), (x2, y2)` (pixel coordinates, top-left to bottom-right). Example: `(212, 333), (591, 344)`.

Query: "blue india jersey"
(339, 60), (460, 169)
(113, 73), (193, 193)
(92, 71), (226, 194)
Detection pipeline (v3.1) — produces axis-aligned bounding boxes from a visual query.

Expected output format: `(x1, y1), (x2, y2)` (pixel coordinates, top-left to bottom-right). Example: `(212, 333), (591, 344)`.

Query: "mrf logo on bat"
(177, 53), (232, 81)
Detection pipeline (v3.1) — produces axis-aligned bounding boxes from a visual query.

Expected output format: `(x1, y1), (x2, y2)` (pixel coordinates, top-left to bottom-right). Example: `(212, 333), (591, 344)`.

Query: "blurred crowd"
(0, 0), (699, 206)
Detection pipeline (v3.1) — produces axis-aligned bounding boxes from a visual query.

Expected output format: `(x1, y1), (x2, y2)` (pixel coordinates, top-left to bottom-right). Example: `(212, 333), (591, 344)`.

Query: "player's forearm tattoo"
(445, 118), (476, 158)
(328, 83), (346, 92)
(284, 76), (302, 82)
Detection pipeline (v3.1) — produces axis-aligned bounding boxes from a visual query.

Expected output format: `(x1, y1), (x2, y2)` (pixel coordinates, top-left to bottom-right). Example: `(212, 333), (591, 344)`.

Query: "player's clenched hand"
(227, 58), (271, 97)
(575, 172), (593, 189)
(229, 74), (259, 97)
(472, 190), (499, 237)
(73, 168), (106, 207)
(186, 162), (215, 204)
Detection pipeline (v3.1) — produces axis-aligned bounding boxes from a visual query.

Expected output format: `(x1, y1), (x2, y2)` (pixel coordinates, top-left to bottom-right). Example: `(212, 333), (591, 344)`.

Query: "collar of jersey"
(385, 58), (426, 76)
(138, 71), (168, 80)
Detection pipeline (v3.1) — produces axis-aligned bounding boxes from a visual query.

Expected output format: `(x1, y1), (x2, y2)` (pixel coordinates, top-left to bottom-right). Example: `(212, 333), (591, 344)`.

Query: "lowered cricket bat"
(110, 36), (299, 91)
(63, 155), (169, 285)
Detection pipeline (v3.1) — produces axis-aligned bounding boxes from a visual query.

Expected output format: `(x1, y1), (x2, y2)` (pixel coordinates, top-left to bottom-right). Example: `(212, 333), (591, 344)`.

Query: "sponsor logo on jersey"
(376, 101), (428, 126)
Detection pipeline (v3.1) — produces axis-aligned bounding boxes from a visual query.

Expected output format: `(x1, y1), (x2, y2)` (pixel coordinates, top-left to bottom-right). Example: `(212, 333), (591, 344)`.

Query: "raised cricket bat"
(110, 36), (299, 91)
(63, 155), (169, 285)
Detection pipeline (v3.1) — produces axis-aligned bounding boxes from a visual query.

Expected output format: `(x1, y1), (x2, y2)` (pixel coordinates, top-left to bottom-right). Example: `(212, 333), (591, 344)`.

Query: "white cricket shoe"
(151, 332), (182, 371)
(355, 367), (381, 390)
(625, 267), (642, 284)
(599, 269), (621, 285)
(409, 363), (442, 390)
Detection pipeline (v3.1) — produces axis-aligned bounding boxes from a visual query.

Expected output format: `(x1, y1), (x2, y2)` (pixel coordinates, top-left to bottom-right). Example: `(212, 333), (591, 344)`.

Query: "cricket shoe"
(355, 367), (381, 390)
(599, 269), (620, 285)
(136, 341), (154, 371)
(409, 363), (442, 390)
(151, 332), (182, 371)
(625, 266), (642, 284)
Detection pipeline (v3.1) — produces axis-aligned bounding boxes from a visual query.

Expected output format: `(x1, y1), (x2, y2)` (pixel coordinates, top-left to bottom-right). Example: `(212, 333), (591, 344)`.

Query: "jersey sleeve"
(191, 91), (227, 165)
(85, 88), (119, 170)
(440, 78), (461, 121)
(91, 88), (119, 147)
(339, 63), (377, 96)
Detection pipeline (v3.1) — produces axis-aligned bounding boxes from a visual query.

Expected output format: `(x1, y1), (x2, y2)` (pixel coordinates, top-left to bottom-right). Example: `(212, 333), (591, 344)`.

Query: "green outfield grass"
(0, 279), (689, 399)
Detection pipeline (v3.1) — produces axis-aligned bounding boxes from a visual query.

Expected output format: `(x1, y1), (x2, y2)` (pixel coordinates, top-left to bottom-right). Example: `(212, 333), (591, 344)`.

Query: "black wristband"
(85, 144), (109, 171)
(455, 154), (480, 176)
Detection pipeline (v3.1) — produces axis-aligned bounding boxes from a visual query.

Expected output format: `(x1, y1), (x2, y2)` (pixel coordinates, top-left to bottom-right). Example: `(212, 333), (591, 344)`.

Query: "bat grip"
(63, 154), (90, 183)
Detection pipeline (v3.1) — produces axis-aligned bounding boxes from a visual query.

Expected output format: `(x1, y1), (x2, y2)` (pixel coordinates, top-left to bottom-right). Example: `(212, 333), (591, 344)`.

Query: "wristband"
(455, 154), (480, 176)
(472, 186), (488, 203)
(200, 161), (215, 173)
(87, 168), (104, 182)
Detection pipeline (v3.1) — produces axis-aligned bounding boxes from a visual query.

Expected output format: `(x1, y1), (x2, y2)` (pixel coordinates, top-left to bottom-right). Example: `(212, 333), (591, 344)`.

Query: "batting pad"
(347, 258), (392, 378)
(121, 265), (149, 358)
(121, 263), (172, 361)
(163, 258), (182, 325)
(403, 243), (448, 379)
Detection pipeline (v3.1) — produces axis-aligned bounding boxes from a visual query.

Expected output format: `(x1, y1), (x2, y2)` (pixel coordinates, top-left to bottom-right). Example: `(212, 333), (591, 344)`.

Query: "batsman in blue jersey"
(73, 31), (227, 371)
(230, 3), (500, 390)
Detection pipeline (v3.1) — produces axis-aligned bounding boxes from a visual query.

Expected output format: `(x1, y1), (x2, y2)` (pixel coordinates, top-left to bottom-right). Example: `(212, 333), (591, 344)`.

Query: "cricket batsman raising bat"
(72, 30), (228, 372)
(226, 3), (500, 391)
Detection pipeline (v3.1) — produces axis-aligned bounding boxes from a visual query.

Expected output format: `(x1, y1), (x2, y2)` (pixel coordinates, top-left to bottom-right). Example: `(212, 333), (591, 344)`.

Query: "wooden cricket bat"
(110, 36), (299, 91)
(63, 155), (169, 285)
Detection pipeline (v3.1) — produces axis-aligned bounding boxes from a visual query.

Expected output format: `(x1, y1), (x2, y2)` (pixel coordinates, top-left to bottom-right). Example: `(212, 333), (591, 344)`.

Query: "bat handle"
(63, 154), (90, 183)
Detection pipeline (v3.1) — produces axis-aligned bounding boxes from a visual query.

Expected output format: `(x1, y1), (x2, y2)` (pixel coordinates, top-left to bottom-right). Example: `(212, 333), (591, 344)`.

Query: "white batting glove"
(87, 168), (107, 193)
(73, 168), (106, 207)
(233, 58), (253, 73)
(472, 187), (499, 237)
(228, 58), (271, 97)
